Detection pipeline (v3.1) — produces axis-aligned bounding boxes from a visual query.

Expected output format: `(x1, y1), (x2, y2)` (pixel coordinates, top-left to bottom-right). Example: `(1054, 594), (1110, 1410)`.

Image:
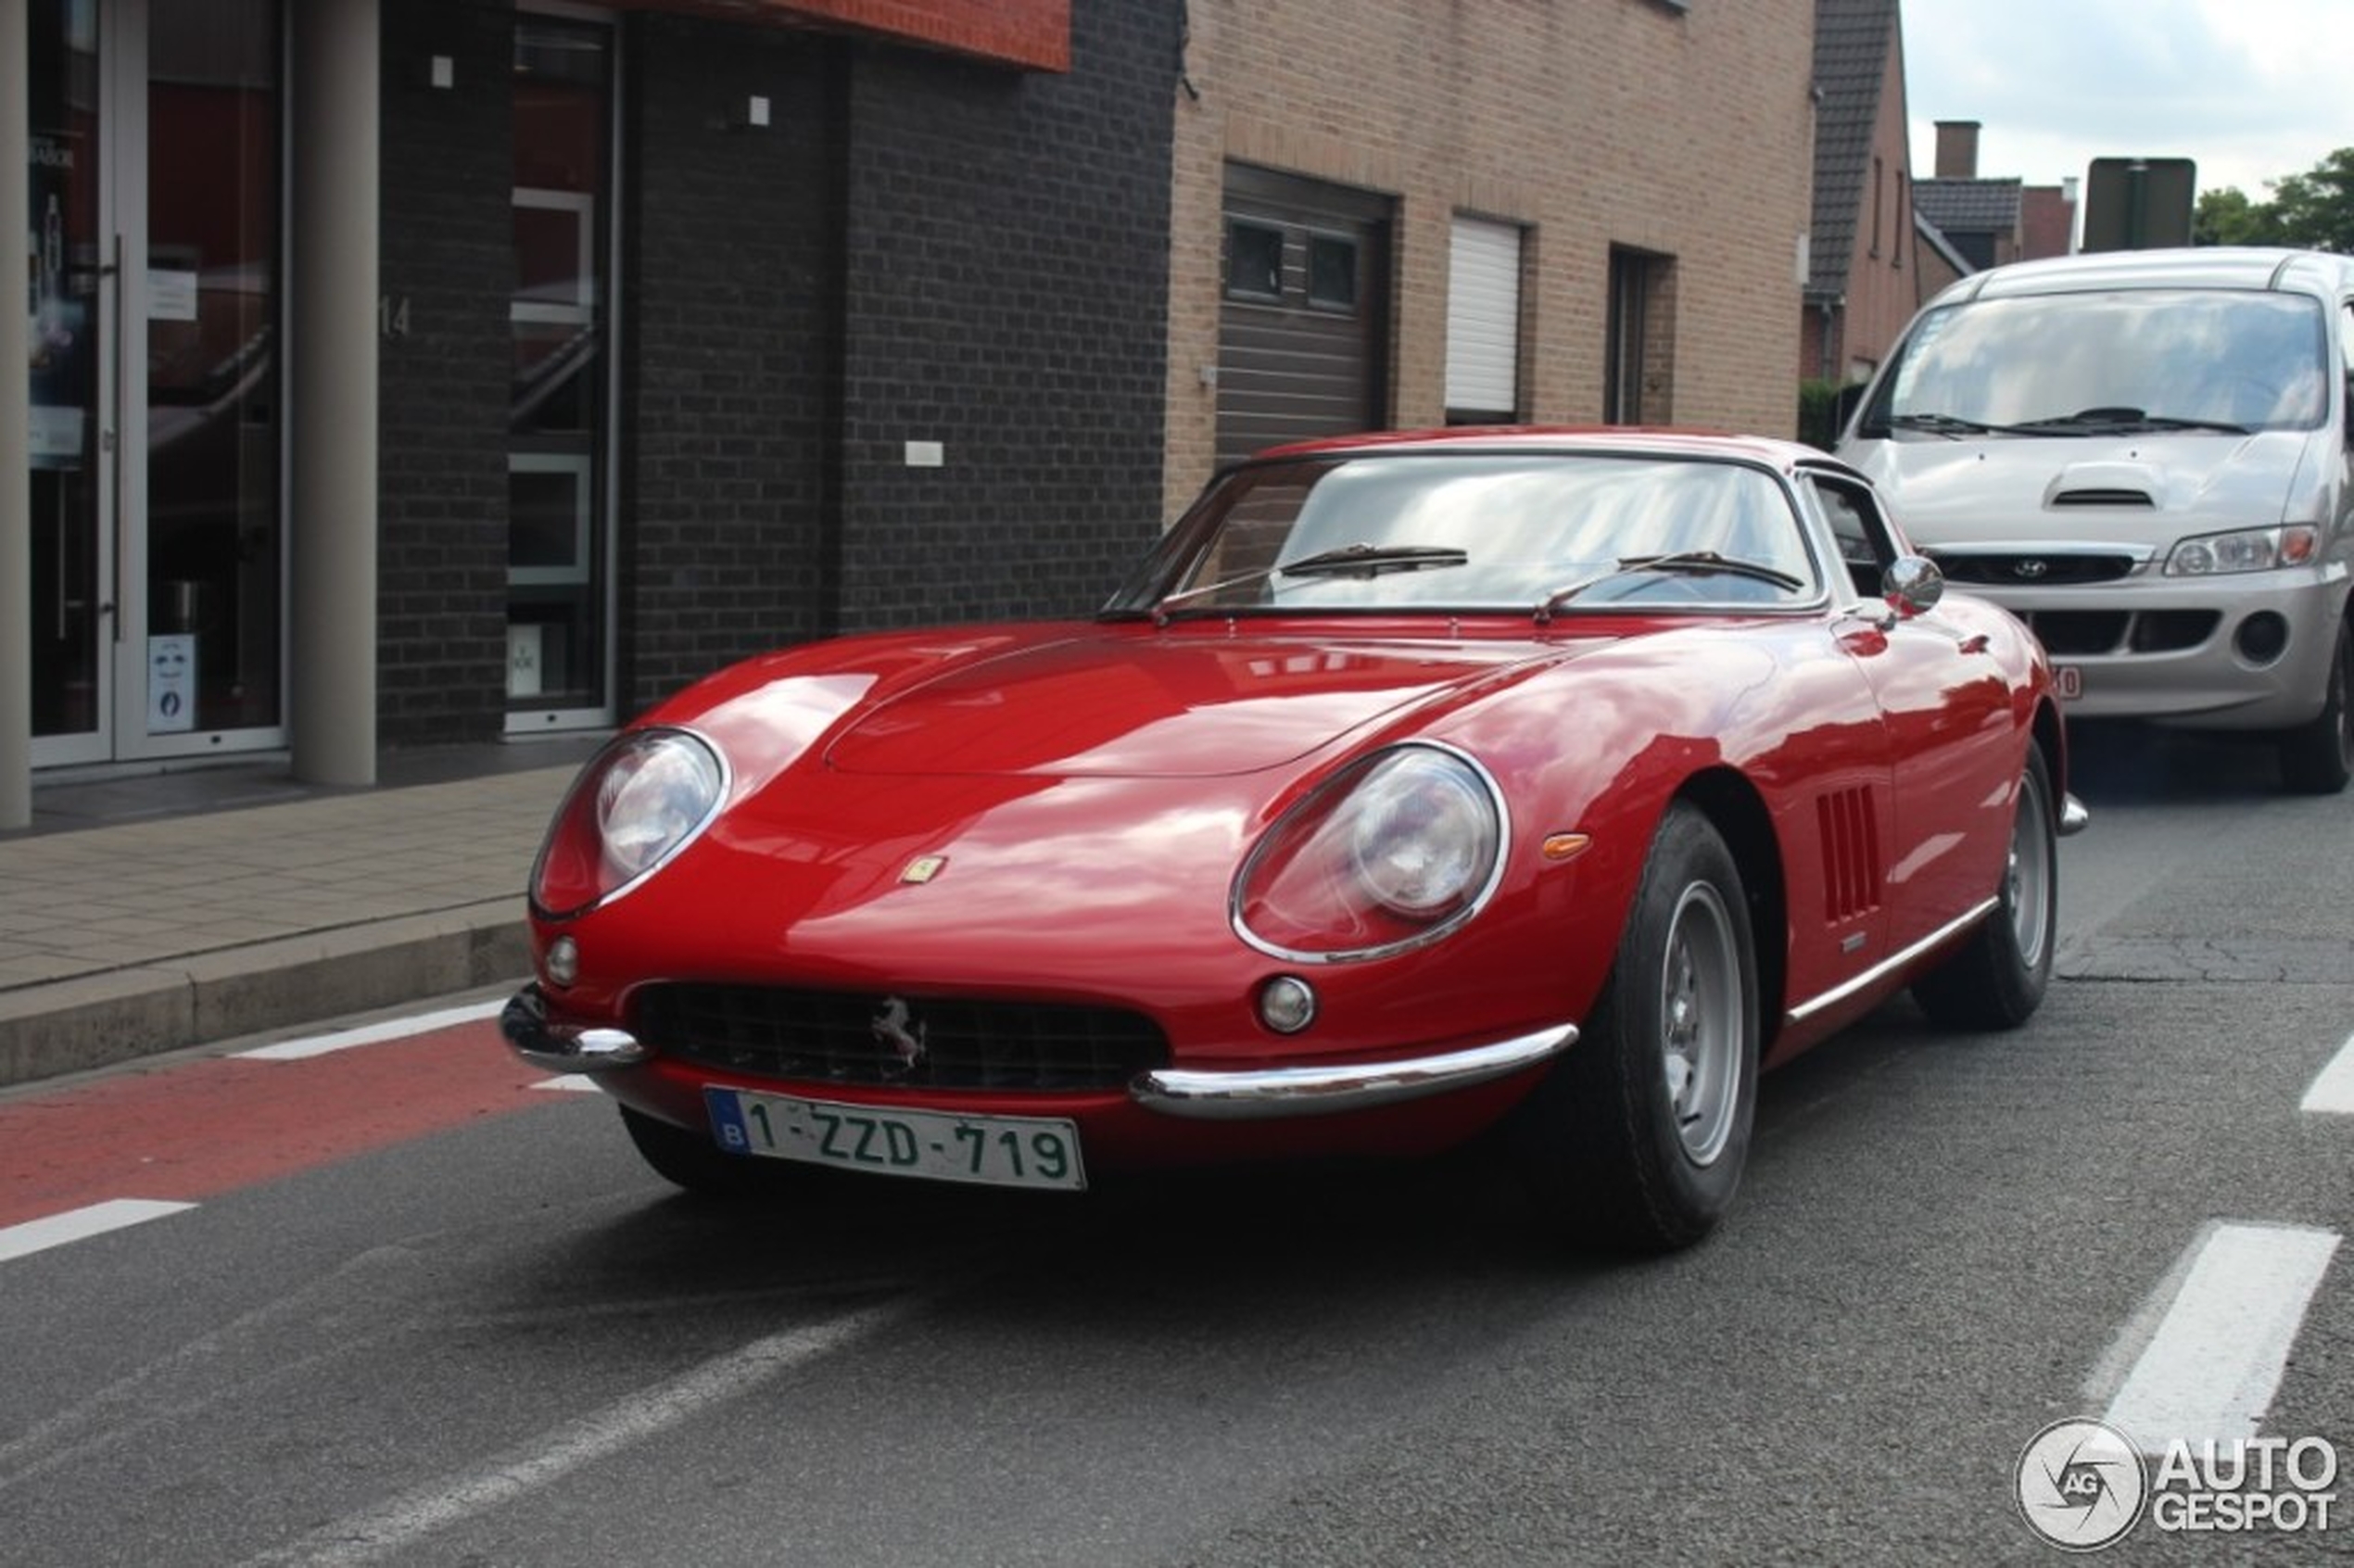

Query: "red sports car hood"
(819, 632), (1554, 778)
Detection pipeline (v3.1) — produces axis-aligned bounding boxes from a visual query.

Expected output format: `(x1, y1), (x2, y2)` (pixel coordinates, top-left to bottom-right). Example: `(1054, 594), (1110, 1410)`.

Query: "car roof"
(1931, 246), (2354, 307)
(1249, 424), (1847, 478)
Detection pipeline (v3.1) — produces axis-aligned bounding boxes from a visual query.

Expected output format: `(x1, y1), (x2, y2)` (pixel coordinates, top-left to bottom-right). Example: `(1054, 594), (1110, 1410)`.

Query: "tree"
(2194, 147), (2354, 252)
(2194, 185), (2284, 247)
(2267, 148), (2354, 254)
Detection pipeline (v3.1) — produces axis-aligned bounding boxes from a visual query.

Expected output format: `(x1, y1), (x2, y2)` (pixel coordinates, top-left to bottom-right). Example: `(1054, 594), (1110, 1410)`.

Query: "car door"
(1807, 473), (2019, 957)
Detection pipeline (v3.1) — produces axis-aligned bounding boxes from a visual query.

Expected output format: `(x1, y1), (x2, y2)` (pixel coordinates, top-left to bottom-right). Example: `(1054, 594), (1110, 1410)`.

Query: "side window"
(1806, 474), (1898, 599)
(2340, 301), (2354, 449)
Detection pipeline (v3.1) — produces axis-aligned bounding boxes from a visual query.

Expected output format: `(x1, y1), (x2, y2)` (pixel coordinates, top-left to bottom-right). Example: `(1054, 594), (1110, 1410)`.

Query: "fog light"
(2235, 612), (2290, 666)
(546, 935), (580, 988)
(1258, 975), (1318, 1034)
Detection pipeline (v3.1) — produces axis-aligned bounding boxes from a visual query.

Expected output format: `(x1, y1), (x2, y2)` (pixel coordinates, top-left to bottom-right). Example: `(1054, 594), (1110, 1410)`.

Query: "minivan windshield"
(1864, 288), (2329, 436)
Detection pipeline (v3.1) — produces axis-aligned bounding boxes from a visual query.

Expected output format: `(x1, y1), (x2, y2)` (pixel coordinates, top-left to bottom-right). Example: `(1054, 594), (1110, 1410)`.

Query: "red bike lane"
(0, 1019), (556, 1232)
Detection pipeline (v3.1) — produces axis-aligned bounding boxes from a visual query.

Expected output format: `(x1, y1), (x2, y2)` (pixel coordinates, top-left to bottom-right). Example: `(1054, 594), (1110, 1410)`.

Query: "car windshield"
(1106, 451), (1821, 618)
(1866, 288), (2329, 436)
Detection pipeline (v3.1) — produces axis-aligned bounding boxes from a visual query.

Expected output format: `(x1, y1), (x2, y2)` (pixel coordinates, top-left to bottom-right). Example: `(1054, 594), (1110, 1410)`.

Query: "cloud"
(1903, 0), (2354, 196)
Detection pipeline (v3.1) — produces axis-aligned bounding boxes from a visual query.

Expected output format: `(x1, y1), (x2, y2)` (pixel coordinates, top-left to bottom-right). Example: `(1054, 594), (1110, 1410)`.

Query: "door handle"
(108, 233), (126, 645)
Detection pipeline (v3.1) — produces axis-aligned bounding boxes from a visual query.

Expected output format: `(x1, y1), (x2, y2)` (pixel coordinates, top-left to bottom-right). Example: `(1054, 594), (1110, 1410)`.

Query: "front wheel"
(1911, 745), (2057, 1030)
(2278, 615), (2352, 796)
(1506, 803), (1759, 1253)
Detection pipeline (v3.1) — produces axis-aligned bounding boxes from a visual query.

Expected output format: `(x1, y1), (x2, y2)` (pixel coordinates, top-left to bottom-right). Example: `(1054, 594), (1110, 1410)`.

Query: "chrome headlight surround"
(529, 727), (730, 918)
(1233, 742), (1509, 964)
(2163, 524), (2321, 576)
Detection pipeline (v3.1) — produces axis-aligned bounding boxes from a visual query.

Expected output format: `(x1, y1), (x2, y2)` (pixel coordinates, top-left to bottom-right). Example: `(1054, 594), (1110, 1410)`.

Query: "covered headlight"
(529, 727), (728, 917)
(2164, 524), (2320, 576)
(1234, 744), (1507, 961)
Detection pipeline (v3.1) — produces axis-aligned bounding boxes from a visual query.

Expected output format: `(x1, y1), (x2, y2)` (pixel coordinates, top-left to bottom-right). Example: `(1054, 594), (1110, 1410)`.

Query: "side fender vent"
(1816, 786), (1883, 924)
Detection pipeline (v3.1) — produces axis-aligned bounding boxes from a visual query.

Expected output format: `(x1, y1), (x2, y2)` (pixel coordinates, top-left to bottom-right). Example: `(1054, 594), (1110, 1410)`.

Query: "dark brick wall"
(375, 0), (514, 747)
(622, 18), (842, 710)
(372, 0), (1178, 738)
(833, 0), (1176, 633)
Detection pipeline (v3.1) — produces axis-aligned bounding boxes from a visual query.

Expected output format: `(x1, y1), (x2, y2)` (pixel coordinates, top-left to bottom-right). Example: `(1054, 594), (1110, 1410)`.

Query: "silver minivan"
(1838, 247), (2354, 793)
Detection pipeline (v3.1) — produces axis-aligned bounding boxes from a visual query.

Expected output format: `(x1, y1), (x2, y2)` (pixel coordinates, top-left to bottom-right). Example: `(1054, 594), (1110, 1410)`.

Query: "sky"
(1902, 0), (2354, 201)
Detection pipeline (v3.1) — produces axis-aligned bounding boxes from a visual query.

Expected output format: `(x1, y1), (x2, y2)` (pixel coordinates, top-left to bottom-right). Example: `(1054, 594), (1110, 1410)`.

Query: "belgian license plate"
(2053, 664), (2083, 701)
(703, 1088), (1086, 1191)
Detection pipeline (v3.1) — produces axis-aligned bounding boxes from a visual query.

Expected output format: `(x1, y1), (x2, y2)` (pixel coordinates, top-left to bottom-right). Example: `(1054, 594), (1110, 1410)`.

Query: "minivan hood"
(1844, 430), (2311, 547)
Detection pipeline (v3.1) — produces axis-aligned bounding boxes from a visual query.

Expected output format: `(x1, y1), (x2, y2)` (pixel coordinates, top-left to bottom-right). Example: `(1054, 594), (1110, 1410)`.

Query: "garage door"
(1216, 165), (1392, 469)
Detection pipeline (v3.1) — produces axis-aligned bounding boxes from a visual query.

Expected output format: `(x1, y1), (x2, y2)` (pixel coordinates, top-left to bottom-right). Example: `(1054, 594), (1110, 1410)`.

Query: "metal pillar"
(1, 0), (31, 828)
(287, 0), (380, 786)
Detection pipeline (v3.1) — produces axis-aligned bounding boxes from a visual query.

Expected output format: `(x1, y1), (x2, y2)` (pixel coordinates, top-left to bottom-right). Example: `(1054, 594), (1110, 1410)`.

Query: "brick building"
(4, 0), (1820, 825)
(1802, 0), (1924, 390)
(1166, 0), (1817, 512)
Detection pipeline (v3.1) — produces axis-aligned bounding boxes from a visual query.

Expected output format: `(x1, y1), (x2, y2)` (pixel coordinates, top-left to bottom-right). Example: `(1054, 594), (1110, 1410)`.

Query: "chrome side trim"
(1784, 896), (1999, 1028)
(500, 985), (648, 1073)
(2059, 792), (2092, 837)
(1130, 1022), (1576, 1121)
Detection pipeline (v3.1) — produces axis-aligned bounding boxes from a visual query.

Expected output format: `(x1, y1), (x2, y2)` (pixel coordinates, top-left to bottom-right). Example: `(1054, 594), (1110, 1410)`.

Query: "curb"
(0, 903), (530, 1088)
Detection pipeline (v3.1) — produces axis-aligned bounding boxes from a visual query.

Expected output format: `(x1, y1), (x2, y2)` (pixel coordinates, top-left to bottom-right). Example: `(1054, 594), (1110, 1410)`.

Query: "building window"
(1307, 234), (1359, 311)
(1227, 221), (1285, 299)
(509, 14), (614, 726)
(1606, 246), (1676, 425)
(1445, 216), (1524, 423)
(1870, 156), (1883, 258)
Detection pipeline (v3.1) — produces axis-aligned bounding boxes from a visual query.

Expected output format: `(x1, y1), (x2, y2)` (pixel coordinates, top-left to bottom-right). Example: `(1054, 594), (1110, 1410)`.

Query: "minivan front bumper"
(1939, 564), (2348, 729)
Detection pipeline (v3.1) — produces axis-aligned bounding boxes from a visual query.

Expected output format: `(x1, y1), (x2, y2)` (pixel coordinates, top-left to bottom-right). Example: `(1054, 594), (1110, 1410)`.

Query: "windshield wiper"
(1150, 542), (1469, 623)
(2011, 407), (2251, 436)
(1889, 411), (2014, 437)
(1535, 550), (1805, 623)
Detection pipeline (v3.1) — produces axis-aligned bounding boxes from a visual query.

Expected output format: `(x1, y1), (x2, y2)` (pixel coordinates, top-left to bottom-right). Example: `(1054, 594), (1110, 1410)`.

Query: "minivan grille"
(2023, 609), (2219, 656)
(1934, 552), (2138, 587)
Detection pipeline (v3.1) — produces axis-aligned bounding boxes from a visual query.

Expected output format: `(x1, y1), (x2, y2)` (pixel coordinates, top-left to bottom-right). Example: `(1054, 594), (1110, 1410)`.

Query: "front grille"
(2027, 610), (2131, 656)
(2023, 609), (2219, 657)
(631, 982), (1171, 1092)
(1935, 552), (2138, 587)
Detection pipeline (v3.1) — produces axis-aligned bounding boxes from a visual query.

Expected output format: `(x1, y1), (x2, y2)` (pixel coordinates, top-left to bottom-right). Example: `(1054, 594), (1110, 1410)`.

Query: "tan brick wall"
(1163, 0), (1816, 518)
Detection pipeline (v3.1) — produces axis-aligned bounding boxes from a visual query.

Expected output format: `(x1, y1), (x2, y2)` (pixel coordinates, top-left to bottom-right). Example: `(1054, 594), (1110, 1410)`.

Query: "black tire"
(1507, 803), (1759, 1253)
(1911, 745), (2057, 1030)
(2278, 614), (2352, 796)
(620, 1105), (803, 1199)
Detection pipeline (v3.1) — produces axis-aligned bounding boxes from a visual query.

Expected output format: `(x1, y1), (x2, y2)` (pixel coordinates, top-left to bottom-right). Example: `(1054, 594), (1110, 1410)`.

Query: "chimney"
(1935, 120), (1981, 179)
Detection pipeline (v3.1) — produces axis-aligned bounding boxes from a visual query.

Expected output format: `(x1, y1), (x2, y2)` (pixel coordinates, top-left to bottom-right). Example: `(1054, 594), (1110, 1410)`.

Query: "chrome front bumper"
(501, 985), (1576, 1119)
(501, 986), (649, 1073)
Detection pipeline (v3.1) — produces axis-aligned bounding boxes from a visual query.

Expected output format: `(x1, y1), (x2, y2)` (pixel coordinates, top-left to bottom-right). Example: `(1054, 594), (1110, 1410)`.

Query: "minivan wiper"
(2011, 407), (2252, 436)
(1889, 411), (2016, 437)
(1150, 542), (1469, 622)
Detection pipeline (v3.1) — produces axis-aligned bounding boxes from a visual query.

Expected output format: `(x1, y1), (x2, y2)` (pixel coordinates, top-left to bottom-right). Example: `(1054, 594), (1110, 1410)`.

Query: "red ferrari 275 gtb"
(503, 427), (2086, 1250)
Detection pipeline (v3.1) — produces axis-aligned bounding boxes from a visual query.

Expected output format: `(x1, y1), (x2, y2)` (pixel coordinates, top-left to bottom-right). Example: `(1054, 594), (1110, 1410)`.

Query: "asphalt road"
(3, 722), (2349, 1567)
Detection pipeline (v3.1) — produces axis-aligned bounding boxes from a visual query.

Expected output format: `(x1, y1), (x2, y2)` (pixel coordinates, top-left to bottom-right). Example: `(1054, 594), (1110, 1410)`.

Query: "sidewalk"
(0, 741), (601, 1089)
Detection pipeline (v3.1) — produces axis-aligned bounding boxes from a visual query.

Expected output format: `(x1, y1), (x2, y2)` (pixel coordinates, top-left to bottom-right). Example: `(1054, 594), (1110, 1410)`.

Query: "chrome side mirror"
(1881, 554), (1945, 618)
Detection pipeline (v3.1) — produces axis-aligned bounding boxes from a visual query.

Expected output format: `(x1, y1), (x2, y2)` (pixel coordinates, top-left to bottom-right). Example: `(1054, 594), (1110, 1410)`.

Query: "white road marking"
(234, 1000), (505, 1061)
(0, 1199), (197, 1263)
(2099, 1220), (2341, 1453)
(530, 1077), (603, 1093)
(235, 1298), (910, 1567)
(2300, 1031), (2354, 1114)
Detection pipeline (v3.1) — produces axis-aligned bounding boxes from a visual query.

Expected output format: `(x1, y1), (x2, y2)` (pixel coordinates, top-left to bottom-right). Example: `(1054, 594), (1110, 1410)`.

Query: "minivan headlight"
(2164, 525), (2320, 576)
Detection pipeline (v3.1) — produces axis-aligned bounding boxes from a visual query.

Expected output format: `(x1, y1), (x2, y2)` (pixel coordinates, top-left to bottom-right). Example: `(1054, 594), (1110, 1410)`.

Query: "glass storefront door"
(26, 0), (281, 767)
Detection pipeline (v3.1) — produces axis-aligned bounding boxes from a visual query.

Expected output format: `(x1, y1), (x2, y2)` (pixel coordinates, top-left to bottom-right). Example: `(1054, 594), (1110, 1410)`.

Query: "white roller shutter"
(1446, 217), (1523, 417)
